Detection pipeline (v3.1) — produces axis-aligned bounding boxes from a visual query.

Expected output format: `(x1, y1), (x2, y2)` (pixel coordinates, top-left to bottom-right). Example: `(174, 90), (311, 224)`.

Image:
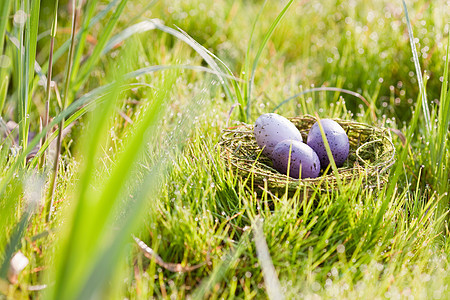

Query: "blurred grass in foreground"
(0, 0), (449, 298)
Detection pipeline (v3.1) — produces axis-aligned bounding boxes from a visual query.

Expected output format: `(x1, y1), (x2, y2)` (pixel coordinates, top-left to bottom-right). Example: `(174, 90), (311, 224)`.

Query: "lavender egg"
(254, 113), (303, 157)
(306, 119), (349, 168)
(271, 140), (321, 179)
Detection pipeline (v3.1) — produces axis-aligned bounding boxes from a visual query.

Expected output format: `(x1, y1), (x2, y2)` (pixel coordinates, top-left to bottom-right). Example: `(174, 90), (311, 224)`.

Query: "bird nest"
(218, 115), (395, 195)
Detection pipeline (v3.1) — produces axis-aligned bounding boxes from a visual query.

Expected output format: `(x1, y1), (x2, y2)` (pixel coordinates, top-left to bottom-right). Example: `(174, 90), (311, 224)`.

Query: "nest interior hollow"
(219, 115), (395, 194)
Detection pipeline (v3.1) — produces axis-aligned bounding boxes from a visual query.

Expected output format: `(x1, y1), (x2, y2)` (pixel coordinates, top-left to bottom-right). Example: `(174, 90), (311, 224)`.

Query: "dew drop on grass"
(13, 10), (27, 26)
(311, 282), (321, 292)
(0, 55), (11, 68)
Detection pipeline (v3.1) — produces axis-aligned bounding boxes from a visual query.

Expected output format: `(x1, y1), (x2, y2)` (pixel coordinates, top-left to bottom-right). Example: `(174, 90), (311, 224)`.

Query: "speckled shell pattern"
(271, 140), (321, 179)
(254, 113), (303, 157)
(307, 119), (350, 168)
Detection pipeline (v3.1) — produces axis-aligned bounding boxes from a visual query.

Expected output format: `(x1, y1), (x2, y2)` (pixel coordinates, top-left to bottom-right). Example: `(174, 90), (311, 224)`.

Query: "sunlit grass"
(0, 0), (449, 299)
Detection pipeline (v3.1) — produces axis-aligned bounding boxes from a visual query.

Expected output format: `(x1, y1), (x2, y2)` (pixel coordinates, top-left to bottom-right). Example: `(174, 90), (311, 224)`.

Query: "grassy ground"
(0, 0), (449, 299)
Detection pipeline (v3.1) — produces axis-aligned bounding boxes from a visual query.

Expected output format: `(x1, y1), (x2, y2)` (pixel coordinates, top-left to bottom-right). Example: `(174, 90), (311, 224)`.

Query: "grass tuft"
(0, 1), (449, 299)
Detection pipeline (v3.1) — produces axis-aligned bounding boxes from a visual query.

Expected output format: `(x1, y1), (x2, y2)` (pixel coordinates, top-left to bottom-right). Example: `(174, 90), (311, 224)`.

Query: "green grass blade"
(0, 0), (12, 55)
(173, 25), (237, 109)
(70, 0), (99, 80)
(75, 163), (163, 299)
(247, 0), (294, 121)
(40, 0), (120, 77)
(39, 0), (58, 169)
(241, 0), (267, 122)
(253, 218), (284, 300)
(402, 0), (431, 133)
(101, 20), (158, 55)
(381, 90), (424, 223)
(17, 0), (27, 157)
(15, 0), (40, 160)
(0, 152), (21, 257)
(0, 210), (31, 279)
(0, 75), (8, 113)
(436, 33), (450, 171)
(74, 0), (128, 92)
(27, 0), (40, 84)
(49, 57), (177, 298)
(48, 79), (126, 300)
(314, 113), (343, 190)
(46, 0), (79, 220)
(272, 87), (370, 113)
(140, 20), (237, 110)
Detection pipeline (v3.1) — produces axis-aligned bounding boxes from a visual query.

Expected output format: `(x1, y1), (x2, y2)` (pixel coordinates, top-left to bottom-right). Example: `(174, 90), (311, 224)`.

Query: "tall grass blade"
(0, 210), (31, 278)
(0, 75), (9, 113)
(5, 30), (47, 109)
(0, 172), (42, 281)
(40, 0), (58, 169)
(70, 0), (99, 80)
(46, 0), (78, 221)
(247, 0), (295, 120)
(0, 0), (12, 115)
(75, 163), (162, 299)
(402, 0), (431, 133)
(48, 56), (177, 297)
(382, 90), (424, 223)
(436, 33), (450, 171)
(15, 0), (40, 161)
(145, 20), (238, 110)
(0, 0), (12, 54)
(51, 92), (122, 299)
(99, 18), (240, 114)
(273, 87), (371, 114)
(313, 113), (343, 189)
(253, 218), (284, 300)
(27, 0), (40, 84)
(17, 0), (27, 159)
(0, 150), (20, 257)
(101, 20), (158, 55)
(74, 0), (128, 91)
(241, 0), (267, 122)
(40, 0), (120, 77)
(173, 25), (237, 110)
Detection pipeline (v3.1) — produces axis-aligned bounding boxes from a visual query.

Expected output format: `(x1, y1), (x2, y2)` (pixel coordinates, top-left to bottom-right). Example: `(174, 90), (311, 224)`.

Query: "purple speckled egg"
(254, 113), (302, 157)
(307, 119), (349, 168)
(271, 139), (321, 179)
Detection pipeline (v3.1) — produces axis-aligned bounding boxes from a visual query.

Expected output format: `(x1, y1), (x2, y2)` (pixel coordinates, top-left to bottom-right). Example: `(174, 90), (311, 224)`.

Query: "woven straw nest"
(219, 115), (395, 195)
